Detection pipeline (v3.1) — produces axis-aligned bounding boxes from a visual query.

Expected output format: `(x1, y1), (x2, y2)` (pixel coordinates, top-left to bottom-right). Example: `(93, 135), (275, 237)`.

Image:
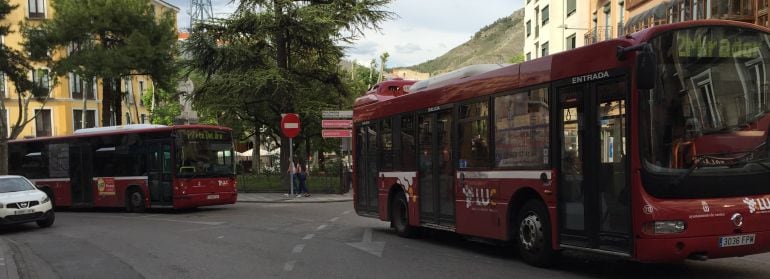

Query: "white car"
(0, 176), (54, 228)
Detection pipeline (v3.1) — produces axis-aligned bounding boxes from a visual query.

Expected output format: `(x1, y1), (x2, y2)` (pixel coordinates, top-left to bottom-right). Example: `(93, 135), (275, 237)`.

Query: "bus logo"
(461, 185), (496, 209)
(743, 197), (770, 214)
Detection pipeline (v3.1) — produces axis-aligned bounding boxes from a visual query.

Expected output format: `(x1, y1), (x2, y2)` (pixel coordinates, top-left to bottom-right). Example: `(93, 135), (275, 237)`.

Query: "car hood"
(0, 190), (46, 204)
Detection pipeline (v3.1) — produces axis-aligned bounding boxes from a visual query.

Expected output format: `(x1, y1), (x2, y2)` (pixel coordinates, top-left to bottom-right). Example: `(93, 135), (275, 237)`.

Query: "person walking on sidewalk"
(297, 163), (310, 197)
(285, 160), (299, 197)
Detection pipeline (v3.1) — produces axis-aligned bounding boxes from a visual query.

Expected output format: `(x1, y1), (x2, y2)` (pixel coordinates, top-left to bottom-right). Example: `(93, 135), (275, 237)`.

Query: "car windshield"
(0, 177), (36, 193)
(175, 130), (235, 178)
(640, 26), (770, 198)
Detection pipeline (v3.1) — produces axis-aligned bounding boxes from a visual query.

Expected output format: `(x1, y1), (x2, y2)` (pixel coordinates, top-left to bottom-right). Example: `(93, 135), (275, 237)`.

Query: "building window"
(73, 109), (96, 130)
(566, 34), (576, 50)
(618, 0), (625, 32)
(541, 5), (549, 25)
(34, 109), (52, 137)
(604, 4), (611, 39)
(123, 78), (134, 104)
(526, 20), (531, 37)
(138, 80), (145, 106)
(1, 73), (5, 98)
(69, 73), (96, 100)
(526, 52), (531, 61)
(31, 68), (50, 97)
(541, 42), (549, 57)
(567, 0), (576, 17)
(28, 0), (45, 19)
(140, 114), (147, 124)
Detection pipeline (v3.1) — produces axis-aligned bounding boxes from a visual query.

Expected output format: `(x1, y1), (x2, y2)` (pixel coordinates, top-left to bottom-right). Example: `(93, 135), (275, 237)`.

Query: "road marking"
(217, 236), (224, 239)
(283, 260), (296, 272)
(316, 224), (327, 231)
(346, 228), (385, 257)
(80, 214), (225, 226)
(329, 217), (339, 222)
(303, 234), (314, 240)
(343, 210), (352, 215)
(292, 244), (305, 254)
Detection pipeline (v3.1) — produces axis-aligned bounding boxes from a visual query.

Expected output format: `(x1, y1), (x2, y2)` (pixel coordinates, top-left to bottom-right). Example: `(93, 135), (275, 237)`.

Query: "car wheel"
(516, 200), (557, 267)
(36, 211), (55, 228)
(391, 193), (417, 238)
(127, 189), (146, 213)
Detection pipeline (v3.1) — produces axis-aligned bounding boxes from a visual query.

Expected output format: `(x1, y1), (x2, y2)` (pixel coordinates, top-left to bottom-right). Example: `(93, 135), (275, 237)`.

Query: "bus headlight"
(643, 220), (686, 235)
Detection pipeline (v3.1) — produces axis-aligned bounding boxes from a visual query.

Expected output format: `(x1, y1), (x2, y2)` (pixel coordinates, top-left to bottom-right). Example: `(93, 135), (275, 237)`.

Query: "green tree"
(23, 0), (178, 127)
(0, 0), (50, 174)
(510, 53), (525, 64)
(184, 0), (393, 177)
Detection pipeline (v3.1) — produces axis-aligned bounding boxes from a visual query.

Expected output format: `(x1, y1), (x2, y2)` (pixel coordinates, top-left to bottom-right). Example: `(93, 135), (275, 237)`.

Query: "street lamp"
(556, 24), (589, 30)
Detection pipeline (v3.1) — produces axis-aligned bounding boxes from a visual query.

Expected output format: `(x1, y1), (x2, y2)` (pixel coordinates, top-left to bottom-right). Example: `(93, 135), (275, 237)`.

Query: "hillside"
(408, 8), (524, 75)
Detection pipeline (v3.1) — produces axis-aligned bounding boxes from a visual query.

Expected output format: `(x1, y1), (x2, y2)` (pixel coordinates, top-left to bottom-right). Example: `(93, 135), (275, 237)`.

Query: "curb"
(236, 198), (353, 204)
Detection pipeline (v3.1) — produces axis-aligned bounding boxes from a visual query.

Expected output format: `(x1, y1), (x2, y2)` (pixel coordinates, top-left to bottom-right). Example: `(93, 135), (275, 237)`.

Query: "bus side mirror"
(636, 45), (657, 90)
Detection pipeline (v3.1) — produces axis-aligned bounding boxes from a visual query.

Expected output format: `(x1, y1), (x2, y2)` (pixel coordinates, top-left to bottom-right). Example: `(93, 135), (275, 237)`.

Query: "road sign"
(322, 119), (352, 129)
(281, 113), (301, 138)
(322, 110), (353, 119)
(322, 129), (353, 138)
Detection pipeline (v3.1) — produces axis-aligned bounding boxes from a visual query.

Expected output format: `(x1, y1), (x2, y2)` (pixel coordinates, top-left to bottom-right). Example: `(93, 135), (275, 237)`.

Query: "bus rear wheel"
(516, 200), (556, 267)
(391, 193), (416, 238)
(127, 189), (146, 213)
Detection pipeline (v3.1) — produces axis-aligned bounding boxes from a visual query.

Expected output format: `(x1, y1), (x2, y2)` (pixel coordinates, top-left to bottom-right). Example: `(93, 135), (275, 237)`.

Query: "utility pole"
(190, 0), (214, 29)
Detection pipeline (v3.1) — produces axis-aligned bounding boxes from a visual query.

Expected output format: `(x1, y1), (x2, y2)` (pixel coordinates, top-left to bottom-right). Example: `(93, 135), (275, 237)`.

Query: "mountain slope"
(408, 8), (524, 75)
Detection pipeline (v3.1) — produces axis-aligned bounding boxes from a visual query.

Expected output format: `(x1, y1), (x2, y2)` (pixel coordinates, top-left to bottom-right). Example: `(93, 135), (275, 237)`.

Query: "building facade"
(2, 0), (178, 139)
(625, 0), (764, 34)
(587, 0), (628, 45)
(524, 0), (591, 61)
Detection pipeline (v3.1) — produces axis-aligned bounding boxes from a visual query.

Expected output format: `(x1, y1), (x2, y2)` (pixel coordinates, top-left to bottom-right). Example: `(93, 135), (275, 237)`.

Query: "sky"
(166, 0), (523, 67)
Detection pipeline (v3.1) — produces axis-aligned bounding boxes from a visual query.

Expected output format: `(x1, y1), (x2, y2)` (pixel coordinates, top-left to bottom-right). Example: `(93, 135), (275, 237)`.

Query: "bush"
(237, 174), (345, 194)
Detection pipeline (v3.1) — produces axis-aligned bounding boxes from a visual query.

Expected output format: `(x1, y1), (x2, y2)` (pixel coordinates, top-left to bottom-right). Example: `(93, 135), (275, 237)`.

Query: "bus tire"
(516, 200), (556, 267)
(127, 188), (146, 213)
(391, 193), (417, 238)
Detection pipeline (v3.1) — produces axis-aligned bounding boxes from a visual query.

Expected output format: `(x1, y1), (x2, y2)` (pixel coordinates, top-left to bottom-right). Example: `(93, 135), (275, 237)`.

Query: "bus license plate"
(14, 209), (34, 215)
(719, 234), (755, 247)
(207, 194), (219, 200)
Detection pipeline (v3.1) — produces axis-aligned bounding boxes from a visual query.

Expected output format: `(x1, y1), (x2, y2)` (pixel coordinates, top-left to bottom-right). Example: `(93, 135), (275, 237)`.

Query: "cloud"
(347, 41), (379, 57)
(394, 43), (422, 54)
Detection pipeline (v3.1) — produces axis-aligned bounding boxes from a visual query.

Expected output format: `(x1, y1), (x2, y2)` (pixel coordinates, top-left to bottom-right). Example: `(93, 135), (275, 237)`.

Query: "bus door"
(556, 77), (630, 254)
(148, 140), (173, 206)
(69, 143), (94, 206)
(355, 124), (378, 215)
(417, 109), (455, 226)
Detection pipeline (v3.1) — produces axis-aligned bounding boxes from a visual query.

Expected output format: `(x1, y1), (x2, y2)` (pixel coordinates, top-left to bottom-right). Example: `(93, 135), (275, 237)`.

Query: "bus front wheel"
(127, 189), (146, 213)
(391, 193), (416, 238)
(516, 200), (557, 267)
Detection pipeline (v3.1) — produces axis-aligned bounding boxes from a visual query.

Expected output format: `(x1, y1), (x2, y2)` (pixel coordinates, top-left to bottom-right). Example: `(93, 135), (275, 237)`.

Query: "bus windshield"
(641, 26), (770, 197)
(175, 130), (235, 178)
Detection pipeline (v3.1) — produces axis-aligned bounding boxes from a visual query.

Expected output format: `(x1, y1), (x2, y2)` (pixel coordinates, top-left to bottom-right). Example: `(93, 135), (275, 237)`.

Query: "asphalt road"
(1, 202), (769, 279)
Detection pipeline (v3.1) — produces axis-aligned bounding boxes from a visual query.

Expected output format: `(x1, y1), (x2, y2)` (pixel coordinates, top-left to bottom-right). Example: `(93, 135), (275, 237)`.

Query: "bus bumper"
(174, 192), (238, 208)
(635, 231), (770, 262)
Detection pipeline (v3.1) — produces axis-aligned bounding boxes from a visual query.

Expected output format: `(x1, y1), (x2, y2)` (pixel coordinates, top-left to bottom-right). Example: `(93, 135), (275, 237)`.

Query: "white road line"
(329, 217), (339, 222)
(316, 224), (327, 231)
(217, 236), (224, 239)
(80, 214), (225, 226)
(292, 244), (305, 254)
(343, 210), (352, 215)
(302, 234), (314, 240)
(283, 260), (296, 272)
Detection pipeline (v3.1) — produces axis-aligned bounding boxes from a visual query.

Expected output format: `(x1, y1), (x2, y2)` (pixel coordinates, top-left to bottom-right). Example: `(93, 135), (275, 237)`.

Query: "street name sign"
(322, 129), (353, 138)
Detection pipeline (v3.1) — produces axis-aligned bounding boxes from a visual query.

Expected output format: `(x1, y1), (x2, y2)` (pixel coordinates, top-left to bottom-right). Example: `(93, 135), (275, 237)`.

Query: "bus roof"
(9, 124), (232, 143)
(353, 19), (770, 123)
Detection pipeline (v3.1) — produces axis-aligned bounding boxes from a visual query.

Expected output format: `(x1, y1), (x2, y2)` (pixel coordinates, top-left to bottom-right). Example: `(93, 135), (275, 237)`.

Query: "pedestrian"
(297, 163), (310, 197)
(285, 159), (298, 197)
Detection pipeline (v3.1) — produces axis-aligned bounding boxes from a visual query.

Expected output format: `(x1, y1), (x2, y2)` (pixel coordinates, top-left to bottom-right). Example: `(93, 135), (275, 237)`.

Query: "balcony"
(584, 26), (614, 45)
(710, 0), (754, 22)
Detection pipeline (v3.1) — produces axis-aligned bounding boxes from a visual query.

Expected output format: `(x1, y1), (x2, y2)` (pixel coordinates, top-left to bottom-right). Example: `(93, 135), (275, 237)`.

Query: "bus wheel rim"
(519, 211), (542, 253)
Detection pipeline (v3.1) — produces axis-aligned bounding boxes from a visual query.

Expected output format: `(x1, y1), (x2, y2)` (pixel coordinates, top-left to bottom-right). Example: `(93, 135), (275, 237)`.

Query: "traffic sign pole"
(281, 113), (301, 198)
(289, 137), (294, 197)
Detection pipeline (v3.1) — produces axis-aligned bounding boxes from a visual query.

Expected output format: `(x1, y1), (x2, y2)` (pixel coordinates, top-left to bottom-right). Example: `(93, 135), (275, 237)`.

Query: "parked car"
(0, 176), (54, 228)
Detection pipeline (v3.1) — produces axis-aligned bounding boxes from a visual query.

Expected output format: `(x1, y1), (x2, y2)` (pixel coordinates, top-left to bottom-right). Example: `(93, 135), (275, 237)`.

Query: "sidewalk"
(237, 192), (353, 203)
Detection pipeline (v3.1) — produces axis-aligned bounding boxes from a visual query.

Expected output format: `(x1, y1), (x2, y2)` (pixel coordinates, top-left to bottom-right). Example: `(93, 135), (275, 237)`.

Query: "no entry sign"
(281, 113), (301, 138)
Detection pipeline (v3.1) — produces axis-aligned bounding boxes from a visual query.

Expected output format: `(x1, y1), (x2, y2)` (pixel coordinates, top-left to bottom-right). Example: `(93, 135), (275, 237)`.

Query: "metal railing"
(584, 26), (615, 45)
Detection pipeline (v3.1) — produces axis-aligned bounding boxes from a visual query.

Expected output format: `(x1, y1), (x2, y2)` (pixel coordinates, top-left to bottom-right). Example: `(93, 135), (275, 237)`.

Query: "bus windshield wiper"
(669, 159), (705, 188)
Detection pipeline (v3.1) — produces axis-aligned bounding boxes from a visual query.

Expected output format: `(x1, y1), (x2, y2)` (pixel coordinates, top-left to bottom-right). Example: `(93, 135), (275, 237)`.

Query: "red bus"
(9, 124), (238, 212)
(352, 20), (770, 266)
